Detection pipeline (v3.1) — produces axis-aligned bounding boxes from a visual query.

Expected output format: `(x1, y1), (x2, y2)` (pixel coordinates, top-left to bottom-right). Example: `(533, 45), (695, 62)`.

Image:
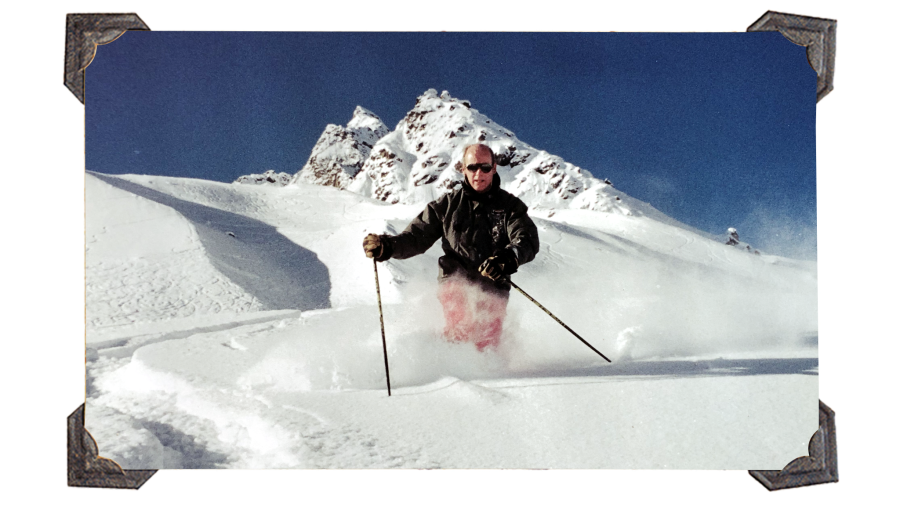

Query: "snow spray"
(507, 279), (612, 362)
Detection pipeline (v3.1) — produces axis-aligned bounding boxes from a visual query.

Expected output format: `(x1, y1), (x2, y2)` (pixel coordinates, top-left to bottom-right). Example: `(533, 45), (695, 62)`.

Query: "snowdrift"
(84, 171), (818, 469)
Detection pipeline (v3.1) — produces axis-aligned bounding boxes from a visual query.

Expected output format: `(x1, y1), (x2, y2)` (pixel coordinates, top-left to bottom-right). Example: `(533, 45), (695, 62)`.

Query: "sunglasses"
(466, 163), (494, 173)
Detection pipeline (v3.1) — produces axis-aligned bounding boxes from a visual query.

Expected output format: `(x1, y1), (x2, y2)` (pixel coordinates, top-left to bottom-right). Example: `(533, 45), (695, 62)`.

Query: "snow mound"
(85, 173), (265, 328)
(86, 172), (332, 331)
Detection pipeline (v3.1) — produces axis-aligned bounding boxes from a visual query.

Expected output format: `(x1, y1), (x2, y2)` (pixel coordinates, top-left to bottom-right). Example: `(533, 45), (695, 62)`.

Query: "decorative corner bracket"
(68, 404), (157, 488)
(64, 13), (150, 104)
(749, 401), (838, 490)
(747, 11), (836, 102)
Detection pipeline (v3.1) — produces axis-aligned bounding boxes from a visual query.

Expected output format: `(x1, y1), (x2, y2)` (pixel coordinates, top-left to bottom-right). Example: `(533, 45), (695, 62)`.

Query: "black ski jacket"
(384, 173), (539, 290)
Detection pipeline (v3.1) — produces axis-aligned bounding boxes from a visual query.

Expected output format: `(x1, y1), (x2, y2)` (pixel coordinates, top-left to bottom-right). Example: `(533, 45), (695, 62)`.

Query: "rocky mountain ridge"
(342, 90), (638, 214)
(236, 89), (701, 234)
(234, 170), (292, 186)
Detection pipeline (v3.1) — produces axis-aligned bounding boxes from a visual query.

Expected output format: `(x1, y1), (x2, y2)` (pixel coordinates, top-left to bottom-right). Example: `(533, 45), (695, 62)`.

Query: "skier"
(363, 143), (540, 351)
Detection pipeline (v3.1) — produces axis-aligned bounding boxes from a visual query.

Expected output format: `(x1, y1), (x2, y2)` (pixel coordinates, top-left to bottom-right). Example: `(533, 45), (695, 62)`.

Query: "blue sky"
(87, 32), (816, 259)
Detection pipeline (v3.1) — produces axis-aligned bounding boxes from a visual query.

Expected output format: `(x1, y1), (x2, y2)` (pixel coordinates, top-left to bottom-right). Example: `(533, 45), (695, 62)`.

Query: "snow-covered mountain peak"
(400, 88), (513, 158)
(289, 106), (390, 189)
(347, 106), (390, 145)
(344, 90), (648, 219)
(349, 105), (382, 123)
(280, 89), (702, 237)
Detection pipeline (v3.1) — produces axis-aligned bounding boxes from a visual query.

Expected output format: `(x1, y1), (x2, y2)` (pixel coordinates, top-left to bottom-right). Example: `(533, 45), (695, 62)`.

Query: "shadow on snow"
(92, 173), (331, 311)
(514, 357), (818, 382)
(140, 419), (231, 469)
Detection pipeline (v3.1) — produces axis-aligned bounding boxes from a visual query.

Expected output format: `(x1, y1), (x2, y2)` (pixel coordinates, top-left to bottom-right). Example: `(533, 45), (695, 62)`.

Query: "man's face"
(463, 148), (496, 193)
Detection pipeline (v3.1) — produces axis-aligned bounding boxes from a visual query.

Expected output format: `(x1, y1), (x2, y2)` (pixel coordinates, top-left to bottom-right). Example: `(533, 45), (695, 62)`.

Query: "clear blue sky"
(87, 32), (817, 259)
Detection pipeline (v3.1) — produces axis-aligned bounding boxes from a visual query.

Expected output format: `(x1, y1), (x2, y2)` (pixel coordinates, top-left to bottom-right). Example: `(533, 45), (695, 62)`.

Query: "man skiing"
(363, 143), (540, 351)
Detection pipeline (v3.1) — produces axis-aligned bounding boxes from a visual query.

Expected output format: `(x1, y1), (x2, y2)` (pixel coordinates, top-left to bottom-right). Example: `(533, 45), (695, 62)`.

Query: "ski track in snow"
(87, 313), (444, 469)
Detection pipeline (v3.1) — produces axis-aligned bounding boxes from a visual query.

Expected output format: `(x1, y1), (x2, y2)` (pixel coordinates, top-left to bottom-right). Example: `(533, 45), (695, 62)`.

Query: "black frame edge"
(747, 10), (837, 102)
(64, 13), (150, 103)
(749, 401), (838, 490)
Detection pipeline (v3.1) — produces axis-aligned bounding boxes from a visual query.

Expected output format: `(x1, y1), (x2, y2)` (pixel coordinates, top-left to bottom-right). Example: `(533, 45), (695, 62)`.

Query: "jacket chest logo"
(488, 210), (507, 244)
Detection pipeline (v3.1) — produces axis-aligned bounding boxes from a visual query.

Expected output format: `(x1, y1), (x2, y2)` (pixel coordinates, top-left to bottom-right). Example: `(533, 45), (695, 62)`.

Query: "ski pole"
(507, 279), (612, 363)
(373, 259), (392, 396)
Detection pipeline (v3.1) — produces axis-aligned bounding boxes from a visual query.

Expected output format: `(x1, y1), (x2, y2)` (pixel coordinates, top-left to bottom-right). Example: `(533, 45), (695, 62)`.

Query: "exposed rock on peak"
(234, 170), (292, 186)
(725, 227), (761, 255)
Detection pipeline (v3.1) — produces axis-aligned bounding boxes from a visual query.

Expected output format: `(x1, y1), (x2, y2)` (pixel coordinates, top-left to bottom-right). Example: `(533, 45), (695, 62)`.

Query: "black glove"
(478, 249), (518, 281)
(363, 234), (392, 262)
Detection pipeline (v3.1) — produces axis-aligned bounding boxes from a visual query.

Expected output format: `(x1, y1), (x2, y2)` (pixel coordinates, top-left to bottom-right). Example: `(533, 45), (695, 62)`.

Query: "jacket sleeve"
(505, 199), (540, 266)
(386, 198), (446, 260)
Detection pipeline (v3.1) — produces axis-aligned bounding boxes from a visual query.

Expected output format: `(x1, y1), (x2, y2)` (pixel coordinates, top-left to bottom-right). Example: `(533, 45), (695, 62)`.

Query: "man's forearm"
(386, 231), (437, 260)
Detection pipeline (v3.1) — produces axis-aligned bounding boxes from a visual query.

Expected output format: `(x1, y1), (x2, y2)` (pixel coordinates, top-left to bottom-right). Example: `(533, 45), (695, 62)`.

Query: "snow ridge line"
(91, 310), (304, 358)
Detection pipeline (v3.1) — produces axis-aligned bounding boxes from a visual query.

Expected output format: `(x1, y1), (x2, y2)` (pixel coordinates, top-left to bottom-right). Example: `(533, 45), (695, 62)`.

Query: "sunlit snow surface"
(84, 172), (818, 469)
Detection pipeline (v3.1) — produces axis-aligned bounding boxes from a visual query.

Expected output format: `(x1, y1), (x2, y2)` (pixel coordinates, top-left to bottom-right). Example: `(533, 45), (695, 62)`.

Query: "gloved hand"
(478, 249), (518, 281)
(363, 233), (392, 261)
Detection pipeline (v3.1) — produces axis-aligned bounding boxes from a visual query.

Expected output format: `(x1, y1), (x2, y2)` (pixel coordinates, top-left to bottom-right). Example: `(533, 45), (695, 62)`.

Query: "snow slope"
(84, 171), (817, 469)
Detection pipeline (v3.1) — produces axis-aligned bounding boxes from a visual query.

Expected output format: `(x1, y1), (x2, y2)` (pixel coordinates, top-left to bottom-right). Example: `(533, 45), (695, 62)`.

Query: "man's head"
(462, 144), (497, 193)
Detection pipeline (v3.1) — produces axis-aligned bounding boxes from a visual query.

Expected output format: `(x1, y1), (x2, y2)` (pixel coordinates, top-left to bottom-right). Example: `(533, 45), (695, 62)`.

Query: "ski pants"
(436, 275), (510, 351)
